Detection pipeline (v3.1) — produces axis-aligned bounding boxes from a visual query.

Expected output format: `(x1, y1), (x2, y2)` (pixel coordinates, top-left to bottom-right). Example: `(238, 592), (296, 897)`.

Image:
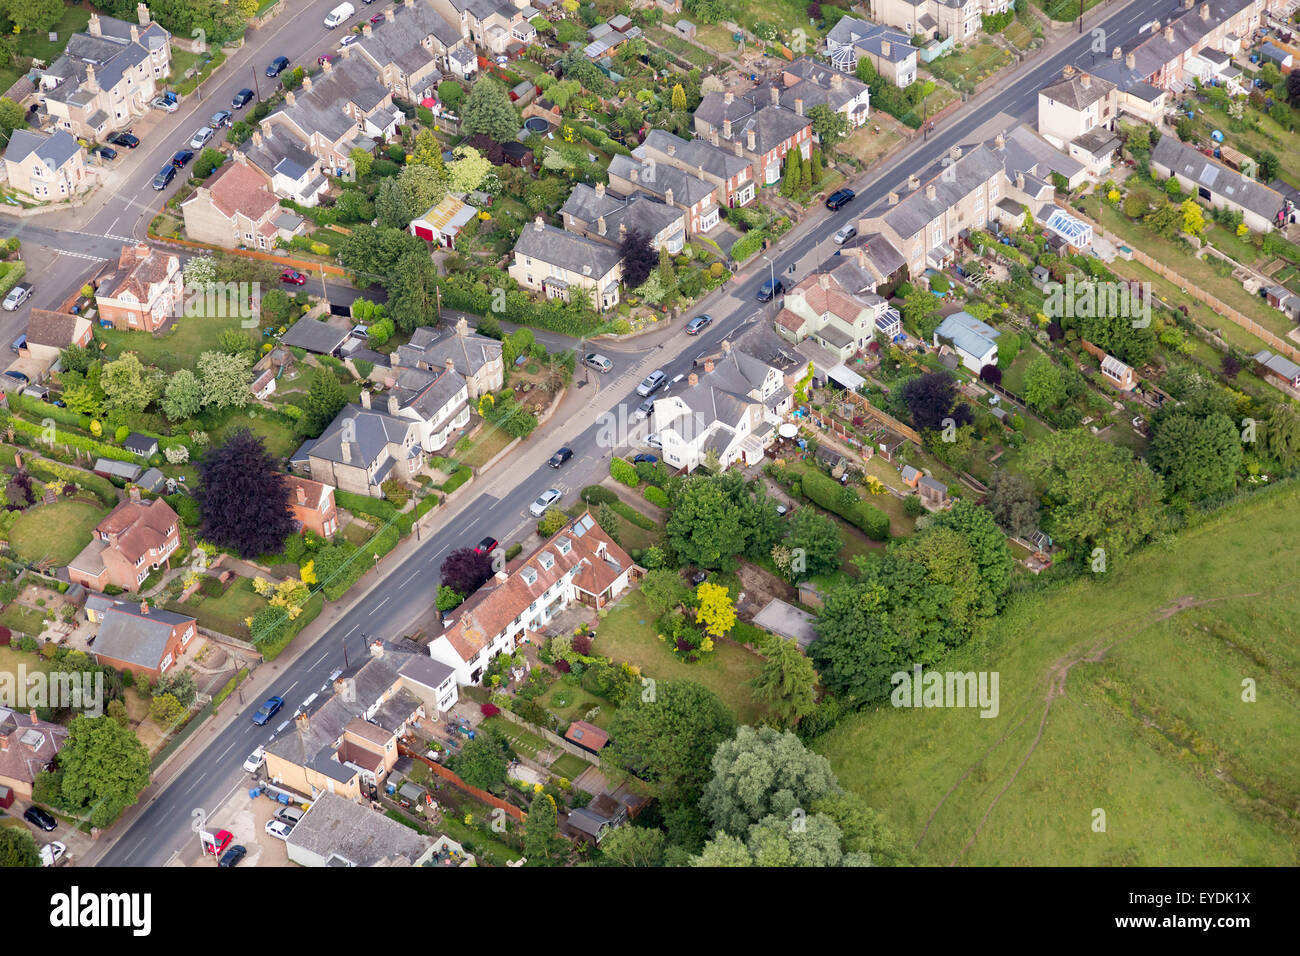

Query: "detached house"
(303, 405), (424, 496)
(391, 317), (504, 400)
(636, 128), (756, 208)
(776, 270), (902, 361)
(67, 494), (181, 594)
(282, 473), (340, 538)
(652, 342), (791, 473)
(92, 600), (197, 680)
(368, 362), (471, 454)
(0, 708), (69, 801)
(508, 217), (623, 311)
(354, 0), (466, 103)
(825, 18), (917, 87)
(560, 183), (687, 254)
(933, 310), (1000, 372)
(2, 130), (88, 201)
(430, 511), (640, 685)
(21, 310), (93, 367)
(607, 154), (721, 236)
(181, 158), (297, 250)
(93, 243), (181, 332)
(693, 88), (812, 188)
(775, 58), (872, 131)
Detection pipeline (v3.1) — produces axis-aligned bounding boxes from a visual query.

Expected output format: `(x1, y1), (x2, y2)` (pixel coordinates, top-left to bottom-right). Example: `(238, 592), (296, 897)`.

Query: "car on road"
(474, 535), (498, 555)
(635, 369), (666, 396)
(757, 278), (785, 302)
(529, 488), (562, 517)
(266, 56), (290, 77)
(209, 109), (233, 128)
(91, 144), (117, 161)
(548, 447), (573, 468)
(631, 397), (654, 422)
(264, 820), (293, 840)
(150, 95), (178, 113)
(218, 845), (247, 867)
(10, 333), (26, 353)
(242, 746), (265, 773)
(685, 314), (712, 335)
(170, 149), (194, 169)
(4, 370), (30, 385)
(825, 188), (855, 211)
(151, 164), (176, 190)
(252, 695), (284, 726)
(280, 269), (308, 285)
(189, 126), (214, 150)
(645, 433), (662, 449)
(24, 806), (56, 831)
(632, 453), (658, 464)
(107, 131), (139, 148)
(232, 88), (255, 109)
(370, 13), (384, 23)
(834, 224), (857, 244)
(583, 352), (613, 373)
(40, 841), (66, 867)
(2, 282), (32, 311)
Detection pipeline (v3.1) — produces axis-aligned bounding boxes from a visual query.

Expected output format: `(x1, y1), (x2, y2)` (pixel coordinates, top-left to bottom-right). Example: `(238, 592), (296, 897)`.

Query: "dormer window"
(521, 567), (538, 585)
(539, 552), (554, 571)
(556, 537), (571, 556)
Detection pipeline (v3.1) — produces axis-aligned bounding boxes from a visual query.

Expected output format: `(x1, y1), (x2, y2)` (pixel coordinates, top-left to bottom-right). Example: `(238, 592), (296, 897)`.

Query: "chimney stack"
(619, 222), (627, 239)
(630, 167), (638, 183)
(704, 359), (715, 374)
(723, 118), (732, 139)
(295, 711), (310, 731)
(710, 128), (719, 147)
(667, 144), (676, 157)
(534, 216), (544, 231)
(597, 215), (606, 236)
(128, 485), (141, 503)
(688, 372), (699, 386)
(770, 85), (779, 107)
(322, 57), (332, 71)
(724, 91), (733, 105)
(360, 389), (371, 409)
(925, 184), (937, 200)
(137, 2), (151, 27)
(887, 190), (899, 205)
(388, 395), (399, 416)
(830, 73), (843, 91)
(285, 90), (296, 106)
(253, 128), (263, 147)
(1125, 53), (1135, 70)
(302, 74), (312, 91)
(907, 173), (920, 190)
(1164, 25), (1174, 43)
(746, 128), (756, 151)
(363, 23), (372, 37)
(297, 485), (307, 506)
(1063, 64), (1075, 78)
(949, 145), (961, 162)
(130, 25), (139, 43)
(456, 316), (468, 337)
(994, 131), (1006, 149)
(794, 98), (804, 117)
(1112, 46), (1121, 60)
(445, 357), (455, 374)
(29, 709), (38, 725)
(84, 65), (98, 93)
(369, 639), (384, 658)
(1200, 2), (1209, 21)
(721, 339), (731, 354)
(595, 181), (605, 196)
(89, 13), (102, 36)
(139, 601), (149, 616)
(1081, 74), (1091, 89)
(879, 40), (890, 58)
(733, 141), (743, 157)
(385, 6), (396, 20)
(665, 187), (674, 206)
(341, 439), (352, 463)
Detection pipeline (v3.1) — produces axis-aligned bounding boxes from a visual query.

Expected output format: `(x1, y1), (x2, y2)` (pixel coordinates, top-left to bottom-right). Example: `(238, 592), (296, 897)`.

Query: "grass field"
(99, 314), (253, 373)
(815, 482), (1300, 866)
(7, 500), (107, 566)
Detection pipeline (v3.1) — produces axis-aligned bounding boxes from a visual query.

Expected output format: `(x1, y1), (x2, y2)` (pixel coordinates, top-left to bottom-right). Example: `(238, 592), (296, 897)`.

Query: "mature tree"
(409, 128), (446, 171)
(60, 362), (106, 417)
(217, 327), (257, 358)
(781, 506), (843, 579)
(523, 790), (561, 864)
(197, 429), (295, 559)
(1022, 353), (1068, 412)
(197, 350), (252, 410)
(621, 226), (656, 289)
(1022, 429), (1165, 563)
(60, 344), (95, 375)
(1262, 402), (1300, 470)
(929, 500), (1014, 617)
(985, 469), (1039, 539)
(339, 225), (423, 287)
(302, 369), (348, 437)
(695, 813), (848, 866)
(979, 363), (1002, 385)
(807, 104), (849, 148)
(446, 728), (509, 791)
(0, 827), (40, 867)
(1148, 409), (1242, 504)
(101, 353), (160, 414)
(57, 715), (151, 828)
(446, 145), (494, 193)
(461, 77), (520, 142)
(666, 475), (747, 571)
(640, 568), (692, 616)
(1075, 310), (1157, 368)
(6, 0), (63, 33)
(750, 634), (819, 728)
(599, 824), (666, 866)
(701, 726), (839, 836)
(0, 96), (26, 139)
(439, 547), (493, 596)
(691, 831), (753, 866)
(162, 369), (203, 422)
(695, 581), (736, 638)
(387, 250), (440, 330)
(901, 371), (970, 432)
(375, 177), (414, 229)
(901, 284), (941, 338)
(605, 679), (736, 802)
(398, 163), (448, 214)
(812, 790), (908, 865)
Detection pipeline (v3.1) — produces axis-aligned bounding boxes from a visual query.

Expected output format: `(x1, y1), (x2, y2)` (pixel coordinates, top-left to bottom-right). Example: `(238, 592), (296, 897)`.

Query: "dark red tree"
(1220, 353), (1242, 380)
(572, 632), (592, 655)
(620, 227), (656, 289)
(901, 371), (969, 432)
(439, 547), (493, 596)
(979, 364), (1003, 385)
(196, 428), (294, 558)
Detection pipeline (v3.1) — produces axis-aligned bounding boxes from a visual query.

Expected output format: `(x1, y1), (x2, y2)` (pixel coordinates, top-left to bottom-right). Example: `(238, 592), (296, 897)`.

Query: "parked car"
(2, 282), (32, 311)
(369, 13), (384, 23)
(211, 829), (233, 854)
(39, 841), (66, 867)
(24, 806), (56, 831)
(107, 131), (139, 148)
(218, 845), (247, 867)
(242, 746), (265, 773)
(632, 453), (658, 464)
(757, 278), (785, 302)
(317, 53), (334, 66)
(548, 447), (573, 468)
(280, 269), (308, 285)
(275, 806), (305, 827)
(266, 56), (290, 77)
(834, 224), (857, 244)
(826, 188), (855, 211)
(150, 94), (178, 113)
(252, 695), (284, 726)
(10, 333), (27, 352)
(631, 397), (654, 422)
(324, 1), (356, 28)
(529, 488), (562, 517)
(189, 126), (214, 150)
(264, 820), (293, 841)
(474, 536), (498, 555)
(645, 433), (662, 449)
(232, 88), (255, 109)
(340, 33), (360, 48)
(583, 352), (613, 373)
(635, 369), (666, 396)
(151, 164), (176, 190)
(209, 109), (233, 128)
(170, 149), (194, 169)
(91, 144), (117, 161)
(685, 314), (712, 335)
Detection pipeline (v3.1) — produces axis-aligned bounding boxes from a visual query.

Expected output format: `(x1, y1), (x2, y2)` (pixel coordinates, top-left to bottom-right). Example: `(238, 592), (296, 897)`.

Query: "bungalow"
(0, 707), (69, 801)
(566, 806), (615, 844)
(933, 311), (1000, 373)
(285, 792), (437, 866)
(67, 493), (180, 593)
(1151, 133), (1291, 232)
(508, 217), (623, 312)
(281, 473), (339, 538)
(92, 243), (182, 333)
(2, 129), (89, 202)
(429, 511), (640, 685)
(92, 600), (197, 680)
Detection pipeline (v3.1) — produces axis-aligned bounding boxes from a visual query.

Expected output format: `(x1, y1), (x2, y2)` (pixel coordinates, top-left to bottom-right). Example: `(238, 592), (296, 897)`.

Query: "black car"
(24, 806), (57, 831)
(151, 165), (176, 190)
(825, 188), (855, 211)
(475, 536), (498, 555)
(266, 56), (290, 77)
(548, 447), (573, 468)
(107, 131), (139, 148)
(91, 145), (117, 161)
(217, 845), (247, 868)
(757, 278), (785, 302)
(232, 88), (255, 109)
(170, 149), (194, 169)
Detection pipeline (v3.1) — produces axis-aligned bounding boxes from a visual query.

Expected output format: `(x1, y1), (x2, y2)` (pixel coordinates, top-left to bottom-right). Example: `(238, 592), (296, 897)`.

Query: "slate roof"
(398, 323), (502, 378)
(1038, 71), (1115, 111)
(355, 1), (461, 77)
(777, 58), (870, 113)
(1151, 134), (1284, 222)
(310, 404), (419, 468)
(871, 144), (1004, 239)
(389, 364), (468, 424)
(243, 129), (320, 184)
(827, 18), (914, 63)
(637, 128), (751, 182)
(286, 792), (434, 866)
(281, 317), (351, 354)
(94, 602), (194, 670)
(561, 185), (685, 242)
(275, 55), (390, 143)
(4, 129), (81, 170)
(1091, 0), (1256, 89)
(934, 311), (1000, 358)
(695, 92), (810, 155)
(607, 154), (716, 208)
(514, 220), (622, 279)
(123, 432), (157, 456)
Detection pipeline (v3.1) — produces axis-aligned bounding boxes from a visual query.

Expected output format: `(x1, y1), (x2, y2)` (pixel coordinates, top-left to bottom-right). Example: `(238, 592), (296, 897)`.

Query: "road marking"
(56, 251), (108, 262)
(313, 651), (329, 666)
(215, 741), (237, 761)
(403, 571), (418, 584)
(375, 596), (389, 609)
(284, 681), (297, 694)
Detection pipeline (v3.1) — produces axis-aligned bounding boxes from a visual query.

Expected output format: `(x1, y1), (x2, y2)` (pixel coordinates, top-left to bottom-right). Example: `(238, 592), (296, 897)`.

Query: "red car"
(210, 829), (233, 855)
(370, 13), (384, 23)
(317, 53), (333, 66)
(280, 269), (307, 285)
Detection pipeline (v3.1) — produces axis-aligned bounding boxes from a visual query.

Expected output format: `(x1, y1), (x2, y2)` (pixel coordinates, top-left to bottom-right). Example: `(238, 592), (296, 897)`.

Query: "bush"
(642, 484), (669, 509)
(505, 543), (522, 560)
(610, 457), (639, 487)
(200, 575), (225, 597)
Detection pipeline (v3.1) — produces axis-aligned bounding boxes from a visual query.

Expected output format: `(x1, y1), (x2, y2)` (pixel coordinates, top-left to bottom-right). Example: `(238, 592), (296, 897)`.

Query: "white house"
(933, 310), (1000, 373)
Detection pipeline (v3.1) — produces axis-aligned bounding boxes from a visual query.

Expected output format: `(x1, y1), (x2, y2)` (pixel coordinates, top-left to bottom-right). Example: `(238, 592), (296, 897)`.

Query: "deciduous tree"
(197, 429), (295, 558)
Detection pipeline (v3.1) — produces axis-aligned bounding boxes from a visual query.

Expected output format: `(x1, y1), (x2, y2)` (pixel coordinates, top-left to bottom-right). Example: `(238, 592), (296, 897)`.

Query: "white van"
(323, 2), (354, 27)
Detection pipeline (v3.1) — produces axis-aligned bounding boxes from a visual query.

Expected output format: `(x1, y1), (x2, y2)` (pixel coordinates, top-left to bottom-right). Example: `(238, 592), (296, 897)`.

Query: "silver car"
(583, 352), (613, 373)
(632, 397), (654, 422)
(189, 126), (214, 150)
(529, 488), (562, 517)
(635, 369), (666, 397)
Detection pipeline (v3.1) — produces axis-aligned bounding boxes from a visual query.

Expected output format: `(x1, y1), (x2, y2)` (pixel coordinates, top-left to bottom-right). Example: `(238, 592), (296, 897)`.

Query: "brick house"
(636, 128), (756, 208)
(181, 158), (289, 250)
(282, 473), (340, 538)
(692, 88), (812, 188)
(93, 243), (181, 332)
(0, 707), (69, 801)
(67, 494), (180, 593)
(92, 601), (197, 680)
(21, 309), (94, 366)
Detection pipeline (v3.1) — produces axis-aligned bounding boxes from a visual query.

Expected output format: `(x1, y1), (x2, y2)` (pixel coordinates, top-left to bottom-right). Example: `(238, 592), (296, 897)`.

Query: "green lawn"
(98, 315), (253, 373)
(168, 577), (266, 639)
(551, 752), (592, 781)
(595, 590), (769, 725)
(926, 42), (1011, 91)
(7, 499), (108, 566)
(482, 716), (550, 762)
(540, 680), (615, 730)
(0, 604), (49, 637)
(15, 4), (92, 63)
(816, 481), (1300, 866)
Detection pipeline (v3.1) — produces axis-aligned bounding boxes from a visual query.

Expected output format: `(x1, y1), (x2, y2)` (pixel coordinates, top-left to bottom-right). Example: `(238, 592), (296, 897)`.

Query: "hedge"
(642, 485), (669, 509)
(609, 500), (656, 530)
(336, 490), (398, 522)
(1, 413), (140, 464)
(0, 260), (26, 298)
(395, 494), (439, 535)
(441, 466), (472, 494)
(610, 457), (638, 487)
(801, 468), (890, 540)
(28, 460), (118, 507)
(261, 592), (323, 661)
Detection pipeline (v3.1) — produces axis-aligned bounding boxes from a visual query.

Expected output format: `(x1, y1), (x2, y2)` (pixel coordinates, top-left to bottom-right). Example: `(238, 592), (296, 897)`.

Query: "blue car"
(252, 696), (284, 726)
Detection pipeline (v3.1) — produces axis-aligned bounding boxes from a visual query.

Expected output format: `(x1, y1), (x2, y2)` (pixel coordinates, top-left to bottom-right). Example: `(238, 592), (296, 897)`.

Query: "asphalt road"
(89, 0), (1173, 865)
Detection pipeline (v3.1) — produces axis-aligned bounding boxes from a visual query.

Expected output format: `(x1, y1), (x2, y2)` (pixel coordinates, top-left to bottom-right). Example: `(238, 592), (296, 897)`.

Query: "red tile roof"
(97, 498), (178, 565)
(202, 159), (279, 222)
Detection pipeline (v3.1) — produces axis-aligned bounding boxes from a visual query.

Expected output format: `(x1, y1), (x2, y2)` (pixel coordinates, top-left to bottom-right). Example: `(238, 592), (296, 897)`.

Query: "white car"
(2, 282), (32, 311)
(529, 488), (562, 517)
(40, 841), (66, 867)
(834, 224), (857, 244)
(189, 126), (215, 150)
(264, 820), (293, 840)
(242, 746), (265, 773)
(645, 433), (662, 450)
(150, 95), (178, 113)
(340, 33), (359, 48)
